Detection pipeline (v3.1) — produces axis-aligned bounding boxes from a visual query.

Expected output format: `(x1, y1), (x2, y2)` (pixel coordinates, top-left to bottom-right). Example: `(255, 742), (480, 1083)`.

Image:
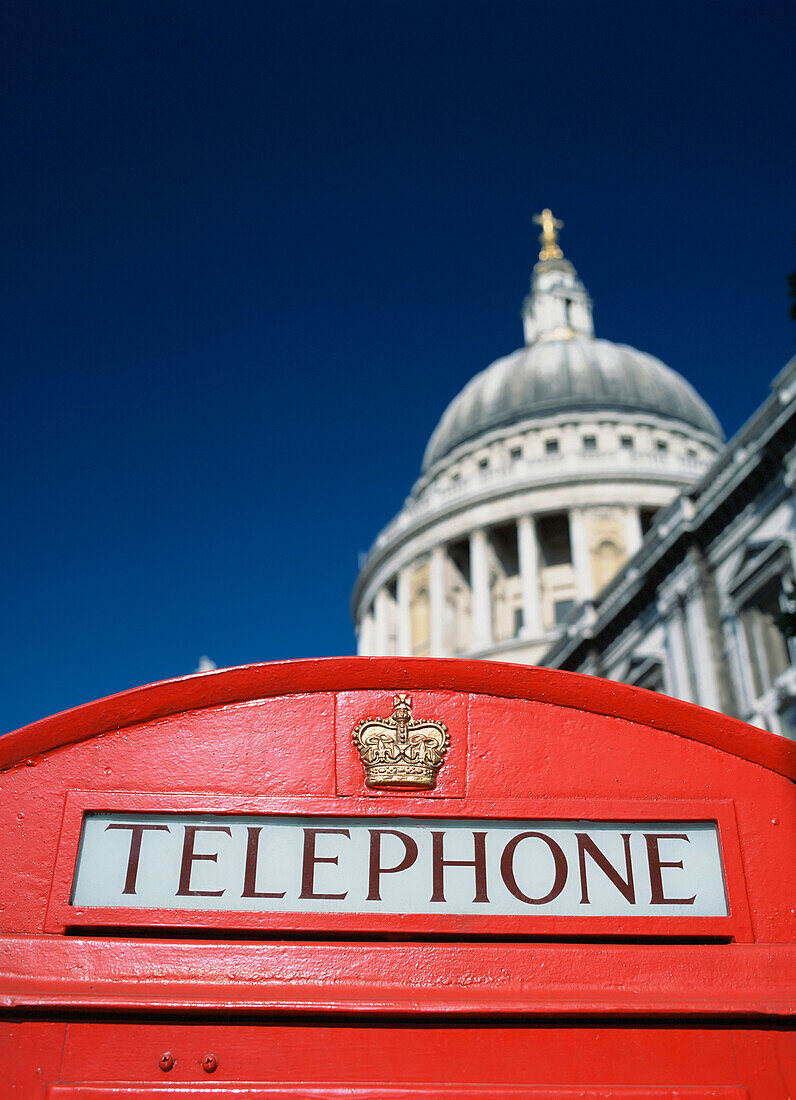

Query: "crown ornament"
(353, 694), (449, 789)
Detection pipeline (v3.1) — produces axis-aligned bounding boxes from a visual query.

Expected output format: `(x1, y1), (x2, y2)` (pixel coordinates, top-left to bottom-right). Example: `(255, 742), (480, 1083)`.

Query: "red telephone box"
(1, 657), (794, 1097)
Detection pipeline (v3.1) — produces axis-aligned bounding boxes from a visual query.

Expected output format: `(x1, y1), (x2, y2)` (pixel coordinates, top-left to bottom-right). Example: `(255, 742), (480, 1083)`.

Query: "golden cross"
(533, 208), (564, 260)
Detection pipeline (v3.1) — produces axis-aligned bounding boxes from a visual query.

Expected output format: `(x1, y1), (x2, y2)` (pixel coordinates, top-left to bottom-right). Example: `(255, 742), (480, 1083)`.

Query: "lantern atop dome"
(523, 208), (593, 345)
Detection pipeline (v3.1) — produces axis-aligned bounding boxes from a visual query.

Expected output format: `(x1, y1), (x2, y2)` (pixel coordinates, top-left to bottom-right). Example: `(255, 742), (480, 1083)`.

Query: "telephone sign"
(72, 812), (728, 918)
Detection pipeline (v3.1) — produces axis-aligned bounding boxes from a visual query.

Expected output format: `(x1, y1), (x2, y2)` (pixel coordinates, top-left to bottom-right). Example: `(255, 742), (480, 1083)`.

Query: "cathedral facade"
(351, 214), (796, 738)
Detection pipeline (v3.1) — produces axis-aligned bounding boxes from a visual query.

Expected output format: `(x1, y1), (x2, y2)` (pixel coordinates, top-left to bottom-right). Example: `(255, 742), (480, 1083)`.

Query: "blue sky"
(2, 0), (794, 733)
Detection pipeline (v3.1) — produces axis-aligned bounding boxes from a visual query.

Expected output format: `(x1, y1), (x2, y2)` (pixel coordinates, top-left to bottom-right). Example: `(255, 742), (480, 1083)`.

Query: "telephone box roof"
(2, 657), (793, 781)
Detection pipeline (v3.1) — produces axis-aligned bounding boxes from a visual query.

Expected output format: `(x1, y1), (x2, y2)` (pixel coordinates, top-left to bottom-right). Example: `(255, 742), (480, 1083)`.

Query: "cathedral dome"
(422, 336), (723, 472)
(353, 210), (726, 672)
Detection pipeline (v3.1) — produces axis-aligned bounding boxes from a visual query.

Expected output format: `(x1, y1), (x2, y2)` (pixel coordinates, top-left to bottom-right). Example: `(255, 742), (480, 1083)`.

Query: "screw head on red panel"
(158, 1052), (175, 1072)
(202, 1054), (218, 1074)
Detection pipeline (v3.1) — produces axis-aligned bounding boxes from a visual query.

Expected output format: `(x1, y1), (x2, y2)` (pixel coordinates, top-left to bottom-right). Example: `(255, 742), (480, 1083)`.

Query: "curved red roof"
(1, 657), (793, 780)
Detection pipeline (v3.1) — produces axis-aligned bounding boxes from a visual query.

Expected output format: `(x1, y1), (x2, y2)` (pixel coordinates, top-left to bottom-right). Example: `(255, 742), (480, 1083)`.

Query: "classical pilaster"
(658, 590), (696, 703)
(686, 546), (738, 716)
(517, 514), (542, 638)
(683, 583), (720, 711)
(429, 546), (447, 656)
(569, 507), (592, 601)
(470, 528), (493, 650)
(396, 565), (412, 656)
(727, 615), (755, 717)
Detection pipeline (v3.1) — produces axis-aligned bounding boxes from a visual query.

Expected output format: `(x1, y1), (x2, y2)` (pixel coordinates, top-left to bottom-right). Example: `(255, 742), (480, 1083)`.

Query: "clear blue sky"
(2, 0), (794, 733)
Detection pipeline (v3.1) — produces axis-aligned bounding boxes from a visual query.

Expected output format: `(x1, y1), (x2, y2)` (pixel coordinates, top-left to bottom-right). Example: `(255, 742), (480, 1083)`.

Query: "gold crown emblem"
(353, 694), (449, 789)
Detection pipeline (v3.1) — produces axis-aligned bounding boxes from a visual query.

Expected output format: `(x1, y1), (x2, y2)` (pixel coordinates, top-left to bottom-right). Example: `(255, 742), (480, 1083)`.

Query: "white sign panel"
(71, 813), (728, 917)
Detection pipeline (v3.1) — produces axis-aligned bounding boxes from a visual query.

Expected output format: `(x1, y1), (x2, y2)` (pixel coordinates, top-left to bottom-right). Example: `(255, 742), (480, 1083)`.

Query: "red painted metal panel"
(56, 1021), (750, 1087)
(46, 1088), (752, 1099)
(2, 1020), (66, 1099)
(0, 658), (793, 1097)
(731, 1030), (796, 1096)
(2, 937), (793, 1017)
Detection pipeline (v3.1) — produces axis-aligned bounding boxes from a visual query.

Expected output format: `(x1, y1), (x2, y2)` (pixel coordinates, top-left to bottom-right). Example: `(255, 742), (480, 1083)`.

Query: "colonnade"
(358, 506), (645, 657)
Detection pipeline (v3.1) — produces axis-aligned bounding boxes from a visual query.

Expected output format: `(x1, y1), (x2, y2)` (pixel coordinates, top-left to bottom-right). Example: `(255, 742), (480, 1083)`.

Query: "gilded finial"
(533, 208), (564, 261)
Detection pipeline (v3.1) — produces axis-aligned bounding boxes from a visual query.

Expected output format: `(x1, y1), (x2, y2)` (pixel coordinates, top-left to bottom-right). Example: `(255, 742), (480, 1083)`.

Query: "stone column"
(689, 545), (739, 718)
(470, 528), (493, 650)
(517, 514), (542, 638)
(396, 565), (412, 656)
(681, 589), (716, 708)
(569, 507), (592, 601)
(359, 609), (376, 656)
(624, 506), (644, 557)
(374, 588), (392, 655)
(429, 546), (447, 656)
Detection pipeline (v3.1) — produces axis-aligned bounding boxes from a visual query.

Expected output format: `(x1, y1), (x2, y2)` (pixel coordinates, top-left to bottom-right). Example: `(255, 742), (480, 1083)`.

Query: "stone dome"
(423, 336), (724, 473)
